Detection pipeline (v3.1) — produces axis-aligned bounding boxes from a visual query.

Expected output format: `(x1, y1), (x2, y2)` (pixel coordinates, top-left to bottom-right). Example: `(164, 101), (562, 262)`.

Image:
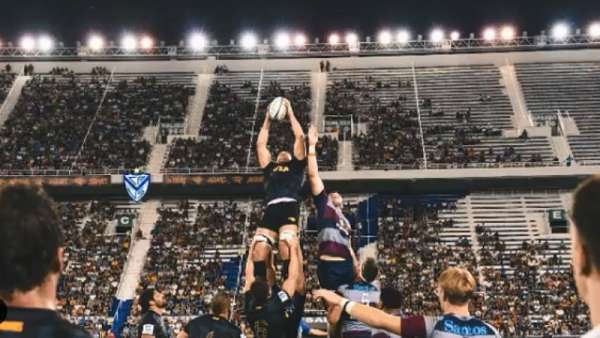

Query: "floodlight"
(500, 26), (516, 40)
(37, 35), (54, 52)
(88, 35), (105, 51)
(293, 34), (307, 47)
(328, 33), (340, 45)
(588, 23), (600, 38)
(450, 31), (460, 41)
(551, 23), (570, 40)
(397, 30), (411, 44)
(378, 30), (393, 45)
(240, 32), (258, 50)
(274, 32), (291, 49)
(483, 27), (497, 41)
(140, 36), (154, 49)
(189, 32), (208, 51)
(345, 32), (358, 44)
(430, 29), (444, 43)
(121, 35), (137, 51)
(20, 35), (36, 51)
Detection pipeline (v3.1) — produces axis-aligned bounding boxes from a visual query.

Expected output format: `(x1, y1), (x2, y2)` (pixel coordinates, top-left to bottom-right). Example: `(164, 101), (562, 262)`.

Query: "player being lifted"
(306, 126), (359, 290)
(244, 235), (305, 338)
(252, 98), (306, 282)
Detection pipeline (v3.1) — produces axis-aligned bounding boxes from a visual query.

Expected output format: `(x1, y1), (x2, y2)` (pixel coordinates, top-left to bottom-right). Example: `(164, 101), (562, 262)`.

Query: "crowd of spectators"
(0, 65), (16, 103)
(477, 228), (589, 336)
(56, 201), (130, 335)
(0, 68), (193, 172)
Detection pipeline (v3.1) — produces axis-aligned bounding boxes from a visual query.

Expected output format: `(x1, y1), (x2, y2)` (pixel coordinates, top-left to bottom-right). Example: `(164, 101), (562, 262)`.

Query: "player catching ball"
(252, 98), (306, 281)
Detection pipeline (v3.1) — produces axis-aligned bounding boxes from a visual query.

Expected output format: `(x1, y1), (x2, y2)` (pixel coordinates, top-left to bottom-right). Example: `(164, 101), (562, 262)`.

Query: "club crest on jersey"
(123, 172), (150, 202)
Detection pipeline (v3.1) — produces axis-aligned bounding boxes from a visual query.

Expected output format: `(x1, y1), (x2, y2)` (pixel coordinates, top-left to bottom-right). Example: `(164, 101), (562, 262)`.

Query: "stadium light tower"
(240, 32), (258, 50)
(430, 29), (445, 43)
(188, 32), (208, 51)
(293, 33), (307, 47)
(140, 36), (154, 49)
(397, 30), (411, 44)
(551, 23), (570, 40)
(500, 26), (516, 40)
(37, 35), (54, 52)
(482, 27), (497, 41)
(450, 31), (460, 41)
(377, 30), (393, 45)
(328, 33), (340, 45)
(88, 35), (105, 51)
(589, 22), (600, 38)
(274, 31), (291, 50)
(121, 34), (138, 51)
(20, 35), (36, 51)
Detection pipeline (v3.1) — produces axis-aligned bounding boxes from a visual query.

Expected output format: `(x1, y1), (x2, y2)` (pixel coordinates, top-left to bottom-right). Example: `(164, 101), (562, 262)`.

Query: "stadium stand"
(0, 68), (194, 172)
(0, 66), (16, 104)
(516, 62), (600, 165)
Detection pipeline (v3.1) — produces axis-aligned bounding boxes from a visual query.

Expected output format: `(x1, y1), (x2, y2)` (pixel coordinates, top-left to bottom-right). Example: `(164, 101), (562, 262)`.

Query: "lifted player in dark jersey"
(0, 185), (91, 338)
(254, 98), (306, 281)
(244, 235), (305, 338)
(306, 126), (359, 291)
(177, 293), (241, 338)
(138, 288), (170, 338)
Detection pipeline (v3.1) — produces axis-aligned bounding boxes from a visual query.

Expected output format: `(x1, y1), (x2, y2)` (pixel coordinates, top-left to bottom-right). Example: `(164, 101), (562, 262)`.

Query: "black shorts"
(261, 201), (300, 233)
(285, 293), (306, 338)
(317, 259), (355, 291)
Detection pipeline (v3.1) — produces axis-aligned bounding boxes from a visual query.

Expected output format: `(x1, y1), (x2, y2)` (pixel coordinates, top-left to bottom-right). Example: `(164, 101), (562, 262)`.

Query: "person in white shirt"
(570, 176), (600, 338)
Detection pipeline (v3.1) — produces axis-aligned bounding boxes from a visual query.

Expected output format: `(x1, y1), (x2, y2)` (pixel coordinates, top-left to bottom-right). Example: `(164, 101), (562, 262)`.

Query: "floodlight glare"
(37, 35), (54, 52)
(88, 35), (105, 51)
(293, 34), (307, 47)
(430, 29), (445, 43)
(240, 32), (258, 50)
(20, 35), (36, 51)
(500, 26), (516, 40)
(588, 23), (600, 38)
(551, 23), (570, 40)
(397, 30), (411, 44)
(378, 30), (393, 45)
(189, 32), (208, 51)
(450, 31), (460, 41)
(328, 33), (340, 45)
(483, 27), (497, 41)
(140, 36), (154, 49)
(274, 32), (291, 49)
(121, 35), (137, 51)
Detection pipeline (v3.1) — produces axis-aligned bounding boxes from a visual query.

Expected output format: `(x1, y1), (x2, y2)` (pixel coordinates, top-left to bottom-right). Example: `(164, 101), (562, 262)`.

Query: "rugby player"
(244, 236), (305, 338)
(177, 293), (241, 338)
(306, 125), (359, 290)
(253, 99), (306, 281)
(138, 288), (169, 338)
(0, 185), (91, 338)
(314, 267), (500, 338)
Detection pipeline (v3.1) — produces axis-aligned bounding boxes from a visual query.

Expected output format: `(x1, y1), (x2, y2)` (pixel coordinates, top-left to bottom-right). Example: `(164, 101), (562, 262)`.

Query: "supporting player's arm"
(286, 100), (306, 160)
(176, 330), (189, 338)
(313, 289), (402, 334)
(257, 113), (272, 168)
(243, 249), (255, 293)
(307, 125), (325, 196)
(281, 237), (300, 297)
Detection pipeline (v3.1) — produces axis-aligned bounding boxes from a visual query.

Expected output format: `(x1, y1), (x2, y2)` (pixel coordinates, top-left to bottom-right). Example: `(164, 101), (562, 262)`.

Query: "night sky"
(1, 0), (599, 45)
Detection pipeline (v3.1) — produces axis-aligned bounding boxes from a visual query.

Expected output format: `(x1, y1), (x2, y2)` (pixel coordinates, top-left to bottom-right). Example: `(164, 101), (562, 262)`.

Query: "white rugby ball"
(268, 97), (288, 121)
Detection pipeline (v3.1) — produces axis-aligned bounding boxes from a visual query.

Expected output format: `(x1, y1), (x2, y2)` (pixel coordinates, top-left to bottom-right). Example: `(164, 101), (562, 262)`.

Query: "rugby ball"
(268, 97), (289, 121)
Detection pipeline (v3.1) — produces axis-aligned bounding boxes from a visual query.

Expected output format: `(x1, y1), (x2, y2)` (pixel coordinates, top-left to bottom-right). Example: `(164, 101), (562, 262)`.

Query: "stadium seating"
(0, 68), (194, 172)
(0, 68), (16, 104)
(516, 62), (600, 165)
(327, 66), (555, 170)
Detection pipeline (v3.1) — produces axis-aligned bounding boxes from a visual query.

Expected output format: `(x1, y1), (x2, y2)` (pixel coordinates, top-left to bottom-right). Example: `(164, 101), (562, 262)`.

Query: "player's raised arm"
(313, 289), (402, 334)
(286, 100), (306, 160)
(281, 236), (300, 297)
(256, 113), (272, 168)
(307, 125), (325, 196)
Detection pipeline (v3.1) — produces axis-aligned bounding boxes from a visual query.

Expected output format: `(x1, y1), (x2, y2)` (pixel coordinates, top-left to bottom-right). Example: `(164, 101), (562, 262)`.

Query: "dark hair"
(211, 293), (231, 316)
(249, 280), (270, 306)
(380, 287), (403, 310)
(572, 176), (600, 275)
(362, 258), (379, 283)
(0, 185), (63, 300)
(139, 288), (157, 314)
